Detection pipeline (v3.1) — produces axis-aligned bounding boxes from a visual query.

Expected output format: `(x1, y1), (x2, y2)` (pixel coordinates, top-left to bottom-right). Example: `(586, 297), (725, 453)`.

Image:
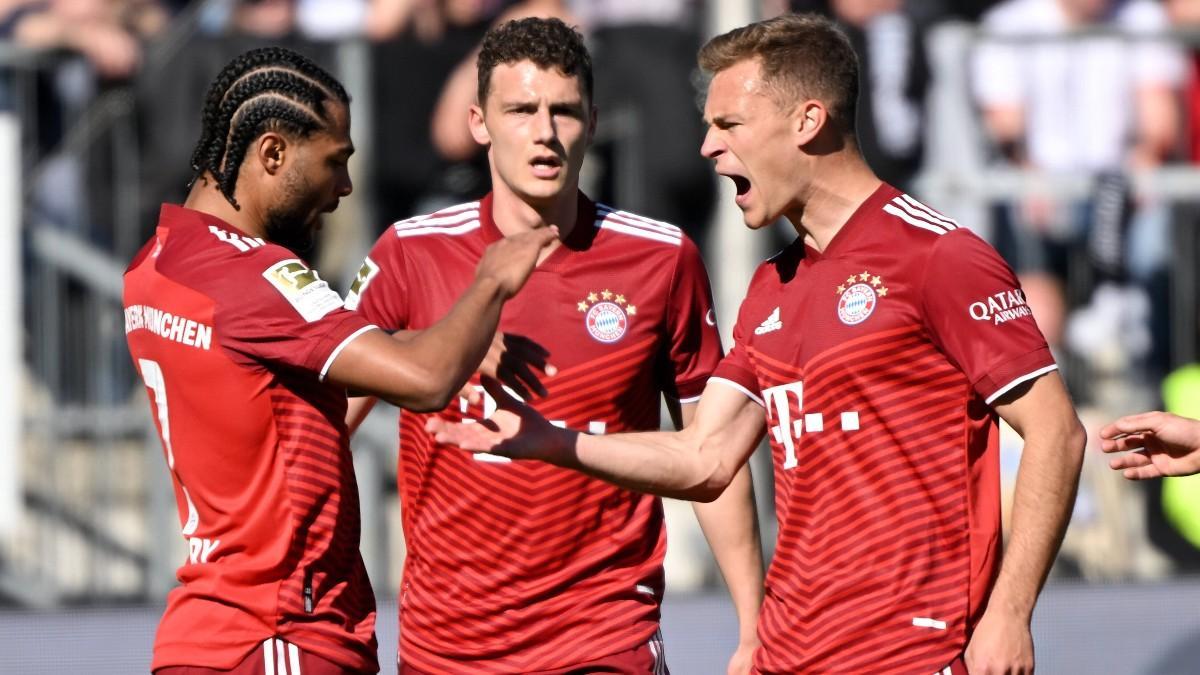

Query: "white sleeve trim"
(676, 394), (702, 404)
(319, 325), (379, 382)
(709, 377), (764, 407)
(984, 363), (1058, 405)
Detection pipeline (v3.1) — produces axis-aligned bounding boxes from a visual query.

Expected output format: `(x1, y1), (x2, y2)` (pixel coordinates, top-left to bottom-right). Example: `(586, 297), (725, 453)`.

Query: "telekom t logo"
(762, 381), (860, 470)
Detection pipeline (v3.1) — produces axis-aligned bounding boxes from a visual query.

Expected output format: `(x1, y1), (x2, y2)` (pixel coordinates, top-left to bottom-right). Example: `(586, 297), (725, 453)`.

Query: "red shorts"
(399, 629), (669, 675)
(155, 637), (368, 675)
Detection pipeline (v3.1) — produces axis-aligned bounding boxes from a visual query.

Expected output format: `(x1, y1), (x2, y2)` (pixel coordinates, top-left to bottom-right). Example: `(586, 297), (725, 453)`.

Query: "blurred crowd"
(5, 0), (1200, 581)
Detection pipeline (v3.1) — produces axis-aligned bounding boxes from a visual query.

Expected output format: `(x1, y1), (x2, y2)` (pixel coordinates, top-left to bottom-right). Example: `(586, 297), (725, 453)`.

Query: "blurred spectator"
(973, 0), (1184, 382)
(3, 0), (167, 80)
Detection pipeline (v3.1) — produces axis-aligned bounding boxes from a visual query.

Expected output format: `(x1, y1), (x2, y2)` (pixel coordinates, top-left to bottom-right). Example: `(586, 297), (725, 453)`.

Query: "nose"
(532, 106), (555, 143)
(700, 126), (723, 160)
(337, 169), (353, 197)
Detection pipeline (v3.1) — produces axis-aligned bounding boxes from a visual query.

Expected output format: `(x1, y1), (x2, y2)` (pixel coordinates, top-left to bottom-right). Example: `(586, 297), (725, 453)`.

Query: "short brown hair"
(476, 17), (593, 105)
(699, 13), (859, 133)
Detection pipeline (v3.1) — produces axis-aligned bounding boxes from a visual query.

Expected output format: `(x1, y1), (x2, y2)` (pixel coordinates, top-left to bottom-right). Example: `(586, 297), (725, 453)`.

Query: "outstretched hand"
(1099, 411), (1200, 479)
(458, 333), (556, 405)
(429, 377), (576, 465)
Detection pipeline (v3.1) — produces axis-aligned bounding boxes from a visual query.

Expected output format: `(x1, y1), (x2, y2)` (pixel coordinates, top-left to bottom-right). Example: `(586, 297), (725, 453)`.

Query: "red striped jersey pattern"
(712, 184), (1055, 674)
(124, 205), (379, 673)
(349, 192), (721, 672)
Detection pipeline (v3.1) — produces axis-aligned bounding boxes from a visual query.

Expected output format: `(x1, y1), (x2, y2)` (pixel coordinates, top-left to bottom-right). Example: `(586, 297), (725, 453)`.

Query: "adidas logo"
(755, 307), (783, 335)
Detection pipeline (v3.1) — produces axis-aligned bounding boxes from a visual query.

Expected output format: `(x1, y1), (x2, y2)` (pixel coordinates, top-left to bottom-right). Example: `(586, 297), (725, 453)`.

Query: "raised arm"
(965, 372), (1084, 674)
(327, 228), (555, 412)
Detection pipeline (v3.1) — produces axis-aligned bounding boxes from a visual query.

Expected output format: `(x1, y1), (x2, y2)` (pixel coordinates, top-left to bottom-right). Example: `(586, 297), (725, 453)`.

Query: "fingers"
(1122, 464), (1166, 481)
(1099, 411), (1167, 440)
(1098, 432), (1149, 454)
(457, 382), (481, 406)
(1107, 450), (1151, 470)
(480, 375), (523, 411)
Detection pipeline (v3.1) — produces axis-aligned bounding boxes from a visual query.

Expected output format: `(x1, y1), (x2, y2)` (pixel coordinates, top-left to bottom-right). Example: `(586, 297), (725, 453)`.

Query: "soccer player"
(344, 17), (764, 675)
(124, 47), (555, 675)
(430, 14), (1087, 675)
(1101, 411), (1200, 479)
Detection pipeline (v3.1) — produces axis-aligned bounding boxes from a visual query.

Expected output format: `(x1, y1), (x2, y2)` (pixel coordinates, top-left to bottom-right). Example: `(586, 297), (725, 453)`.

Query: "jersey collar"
(477, 190), (599, 272)
(802, 182), (899, 263)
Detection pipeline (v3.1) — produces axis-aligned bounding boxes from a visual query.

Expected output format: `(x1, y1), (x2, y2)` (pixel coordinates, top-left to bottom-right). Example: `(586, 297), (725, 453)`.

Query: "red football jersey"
(348, 193), (722, 672)
(124, 205), (380, 673)
(712, 185), (1056, 674)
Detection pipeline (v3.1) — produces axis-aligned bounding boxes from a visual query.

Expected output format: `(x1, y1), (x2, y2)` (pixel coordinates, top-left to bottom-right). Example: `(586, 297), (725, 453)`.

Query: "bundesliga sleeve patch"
(343, 256), (380, 311)
(262, 259), (345, 322)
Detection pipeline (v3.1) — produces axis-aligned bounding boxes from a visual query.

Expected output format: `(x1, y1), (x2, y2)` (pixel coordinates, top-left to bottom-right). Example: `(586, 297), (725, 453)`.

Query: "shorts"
(155, 637), (368, 675)
(399, 629), (669, 675)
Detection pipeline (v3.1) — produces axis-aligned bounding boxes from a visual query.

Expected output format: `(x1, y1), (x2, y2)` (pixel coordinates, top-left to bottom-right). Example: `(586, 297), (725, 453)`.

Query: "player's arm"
(966, 371), (1084, 675)
(430, 379), (766, 502)
(328, 228), (556, 412)
(670, 399), (764, 674)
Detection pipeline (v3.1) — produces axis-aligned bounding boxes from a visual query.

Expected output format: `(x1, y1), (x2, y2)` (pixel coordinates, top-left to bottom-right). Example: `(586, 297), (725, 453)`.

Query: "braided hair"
(187, 47), (350, 208)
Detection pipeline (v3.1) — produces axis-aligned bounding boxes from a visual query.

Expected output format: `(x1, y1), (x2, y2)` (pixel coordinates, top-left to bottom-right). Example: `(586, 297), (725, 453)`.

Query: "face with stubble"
(263, 101), (354, 253)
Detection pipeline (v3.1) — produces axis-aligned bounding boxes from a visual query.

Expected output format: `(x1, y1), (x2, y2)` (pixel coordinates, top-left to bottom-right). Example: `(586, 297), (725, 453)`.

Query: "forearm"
(693, 463), (764, 643)
(566, 428), (732, 501)
(990, 420), (1084, 618)
(402, 276), (504, 407)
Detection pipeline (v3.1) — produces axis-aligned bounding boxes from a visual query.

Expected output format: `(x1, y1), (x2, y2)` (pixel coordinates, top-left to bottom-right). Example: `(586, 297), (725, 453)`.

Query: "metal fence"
(2, 14), (1200, 608)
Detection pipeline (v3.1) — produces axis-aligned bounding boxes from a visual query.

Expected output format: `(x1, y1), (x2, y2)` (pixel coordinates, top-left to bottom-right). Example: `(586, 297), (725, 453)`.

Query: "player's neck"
(184, 177), (269, 239)
(491, 186), (577, 262)
(786, 159), (881, 252)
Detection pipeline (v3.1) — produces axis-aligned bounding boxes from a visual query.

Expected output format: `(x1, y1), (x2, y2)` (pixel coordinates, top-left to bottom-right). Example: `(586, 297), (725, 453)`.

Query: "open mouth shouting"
(721, 172), (753, 207)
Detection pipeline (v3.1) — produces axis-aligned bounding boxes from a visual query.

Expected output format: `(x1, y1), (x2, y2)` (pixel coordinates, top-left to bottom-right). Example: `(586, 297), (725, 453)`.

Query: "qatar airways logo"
(968, 289), (1031, 325)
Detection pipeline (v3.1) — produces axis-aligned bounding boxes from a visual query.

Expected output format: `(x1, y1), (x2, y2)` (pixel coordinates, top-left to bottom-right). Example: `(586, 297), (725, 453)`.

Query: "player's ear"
(794, 100), (827, 148)
(468, 104), (491, 147)
(256, 133), (287, 176)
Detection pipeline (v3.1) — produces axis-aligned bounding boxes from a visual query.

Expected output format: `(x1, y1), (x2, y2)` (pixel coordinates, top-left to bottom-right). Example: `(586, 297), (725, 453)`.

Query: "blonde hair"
(699, 13), (859, 133)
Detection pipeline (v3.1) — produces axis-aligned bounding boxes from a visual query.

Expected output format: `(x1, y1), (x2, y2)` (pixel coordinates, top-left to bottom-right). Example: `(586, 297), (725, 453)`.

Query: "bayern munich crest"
(578, 289), (635, 343)
(836, 271), (888, 326)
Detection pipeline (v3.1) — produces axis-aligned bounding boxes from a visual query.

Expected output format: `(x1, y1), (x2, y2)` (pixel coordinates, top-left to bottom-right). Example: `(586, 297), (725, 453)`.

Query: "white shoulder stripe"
(596, 211), (683, 244)
(394, 220), (480, 239)
(898, 194), (957, 229)
(393, 209), (480, 230)
(596, 205), (682, 237)
(597, 221), (682, 246)
(599, 211), (683, 239)
(890, 197), (958, 231)
(883, 203), (948, 235)
(397, 201), (479, 223)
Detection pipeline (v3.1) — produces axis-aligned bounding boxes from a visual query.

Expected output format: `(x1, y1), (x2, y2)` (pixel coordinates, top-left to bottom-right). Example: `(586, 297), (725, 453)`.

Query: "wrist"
(471, 274), (506, 301)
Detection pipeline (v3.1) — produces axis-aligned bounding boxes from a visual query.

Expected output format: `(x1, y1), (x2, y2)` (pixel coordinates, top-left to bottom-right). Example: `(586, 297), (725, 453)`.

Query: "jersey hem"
(984, 363), (1058, 405)
(709, 377), (764, 407)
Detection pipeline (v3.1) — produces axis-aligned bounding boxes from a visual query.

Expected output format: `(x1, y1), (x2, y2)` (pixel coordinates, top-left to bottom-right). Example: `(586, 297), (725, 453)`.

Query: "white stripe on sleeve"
(319, 325), (379, 382)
